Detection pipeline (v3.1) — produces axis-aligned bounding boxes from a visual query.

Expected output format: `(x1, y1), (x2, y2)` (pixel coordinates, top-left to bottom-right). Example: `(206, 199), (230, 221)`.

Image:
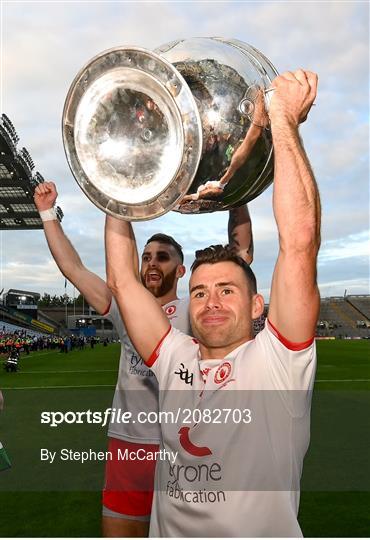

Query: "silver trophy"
(62, 38), (278, 220)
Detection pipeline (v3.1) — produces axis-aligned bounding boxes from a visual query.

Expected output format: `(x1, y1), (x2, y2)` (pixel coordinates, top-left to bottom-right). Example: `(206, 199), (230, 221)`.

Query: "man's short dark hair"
(191, 244), (257, 294)
(145, 233), (184, 263)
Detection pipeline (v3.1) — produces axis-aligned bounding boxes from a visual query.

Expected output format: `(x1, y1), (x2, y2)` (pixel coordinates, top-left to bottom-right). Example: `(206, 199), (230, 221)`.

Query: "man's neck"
(156, 289), (178, 307)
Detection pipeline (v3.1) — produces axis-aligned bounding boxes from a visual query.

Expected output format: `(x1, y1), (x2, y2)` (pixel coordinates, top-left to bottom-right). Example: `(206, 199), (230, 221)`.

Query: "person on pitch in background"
(105, 69), (320, 537)
(34, 181), (254, 537)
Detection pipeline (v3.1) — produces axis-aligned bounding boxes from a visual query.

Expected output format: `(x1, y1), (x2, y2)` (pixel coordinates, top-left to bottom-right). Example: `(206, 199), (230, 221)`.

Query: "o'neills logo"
(165, 305), (176, 316)
(214, 361), (232, 384)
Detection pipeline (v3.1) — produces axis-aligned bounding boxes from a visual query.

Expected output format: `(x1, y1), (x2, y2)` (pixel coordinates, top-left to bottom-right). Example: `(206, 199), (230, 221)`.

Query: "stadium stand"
(346, 295), (370, 321)
(0, 321), (47, 339)
(0, 113), (63, 230)
(317, 295), (370, 338)
(0, 303), (57, 335)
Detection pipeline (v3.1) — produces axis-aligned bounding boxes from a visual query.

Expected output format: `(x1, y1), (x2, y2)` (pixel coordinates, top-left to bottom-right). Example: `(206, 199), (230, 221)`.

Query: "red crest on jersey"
(214, 361), (232, 384)
(165, 305), (176, 316)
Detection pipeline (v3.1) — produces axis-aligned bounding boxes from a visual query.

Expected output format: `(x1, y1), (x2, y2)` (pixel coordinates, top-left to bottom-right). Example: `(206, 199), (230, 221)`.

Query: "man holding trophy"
(104, 68), (320, 536)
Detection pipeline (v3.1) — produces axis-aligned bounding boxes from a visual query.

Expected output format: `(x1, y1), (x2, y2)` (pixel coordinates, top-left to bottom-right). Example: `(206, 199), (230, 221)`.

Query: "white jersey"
(106, 296), (190, 443)
(147, 321), (316, 537)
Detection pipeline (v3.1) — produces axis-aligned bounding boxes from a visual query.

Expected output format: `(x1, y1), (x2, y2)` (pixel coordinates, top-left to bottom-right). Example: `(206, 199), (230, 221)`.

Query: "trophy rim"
(62, 46), (203, 221)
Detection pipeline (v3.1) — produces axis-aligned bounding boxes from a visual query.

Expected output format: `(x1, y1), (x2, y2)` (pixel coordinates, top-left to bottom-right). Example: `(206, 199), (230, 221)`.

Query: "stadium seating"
(0, 321), (47, 339)
(346, 295), (370, 320)
(317, 295), (370, 338)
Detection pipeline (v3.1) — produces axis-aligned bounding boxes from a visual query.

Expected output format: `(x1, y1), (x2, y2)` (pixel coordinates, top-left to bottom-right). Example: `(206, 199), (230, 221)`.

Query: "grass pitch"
(0, 340), (369, 537)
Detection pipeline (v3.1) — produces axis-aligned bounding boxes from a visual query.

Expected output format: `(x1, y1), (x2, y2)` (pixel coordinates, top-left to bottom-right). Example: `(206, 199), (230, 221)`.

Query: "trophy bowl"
(62, 37), (278, 220)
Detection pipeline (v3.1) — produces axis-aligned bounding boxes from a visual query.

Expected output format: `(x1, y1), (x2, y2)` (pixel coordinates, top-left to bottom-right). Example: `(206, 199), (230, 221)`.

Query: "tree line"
(38, 293), (89, 308)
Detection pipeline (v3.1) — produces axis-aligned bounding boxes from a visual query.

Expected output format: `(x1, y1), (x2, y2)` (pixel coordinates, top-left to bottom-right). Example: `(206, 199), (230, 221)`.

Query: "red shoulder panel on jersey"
(101, 299), (112, 316)
(267, 320), (315, 351)
(146, 326), (172, 367)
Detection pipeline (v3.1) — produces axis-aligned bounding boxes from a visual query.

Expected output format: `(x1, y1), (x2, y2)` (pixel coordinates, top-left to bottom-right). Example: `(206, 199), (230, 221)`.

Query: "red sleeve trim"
(267, 319), (314, 351)
(101, 299), (112, 316)
(146, 325), (172, 368)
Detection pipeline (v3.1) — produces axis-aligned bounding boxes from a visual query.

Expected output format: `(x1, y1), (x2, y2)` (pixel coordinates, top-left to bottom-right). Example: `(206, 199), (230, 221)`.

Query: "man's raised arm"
(268, 70), (321, 343)
(34, 181), (111, 314)
(105, 216), (170, 362)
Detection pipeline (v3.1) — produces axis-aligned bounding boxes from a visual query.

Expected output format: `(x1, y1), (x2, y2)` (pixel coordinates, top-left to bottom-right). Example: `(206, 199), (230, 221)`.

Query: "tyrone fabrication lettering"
(165, 461), (226, 504)
(129, 353), (154, 377)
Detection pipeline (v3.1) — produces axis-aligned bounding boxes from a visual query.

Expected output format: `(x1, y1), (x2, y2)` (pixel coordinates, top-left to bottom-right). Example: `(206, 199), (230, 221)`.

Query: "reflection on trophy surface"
(177, 87), (270, 212)
(63, 38), (278, 220)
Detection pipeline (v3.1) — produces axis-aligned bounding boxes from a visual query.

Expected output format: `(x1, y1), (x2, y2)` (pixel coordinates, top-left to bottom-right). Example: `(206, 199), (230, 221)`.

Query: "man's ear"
(176, 264), (186, 279)
(252, 293), (264, 319)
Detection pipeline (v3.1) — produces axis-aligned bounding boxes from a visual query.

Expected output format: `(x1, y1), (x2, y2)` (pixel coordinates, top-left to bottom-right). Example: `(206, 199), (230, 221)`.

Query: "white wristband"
(39, 208), (57, 222)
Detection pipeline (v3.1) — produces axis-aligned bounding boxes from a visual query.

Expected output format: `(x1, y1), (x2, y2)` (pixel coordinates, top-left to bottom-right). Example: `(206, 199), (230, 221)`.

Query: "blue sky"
(0, 0), (369, 301)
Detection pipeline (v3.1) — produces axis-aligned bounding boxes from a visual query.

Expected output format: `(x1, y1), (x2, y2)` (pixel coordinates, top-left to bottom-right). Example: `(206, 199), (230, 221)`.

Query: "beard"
(141, 267), (177, 298)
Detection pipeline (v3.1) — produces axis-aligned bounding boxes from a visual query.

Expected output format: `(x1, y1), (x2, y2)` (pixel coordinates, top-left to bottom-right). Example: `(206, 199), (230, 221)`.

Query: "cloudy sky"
(0, 0), (368, 302)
